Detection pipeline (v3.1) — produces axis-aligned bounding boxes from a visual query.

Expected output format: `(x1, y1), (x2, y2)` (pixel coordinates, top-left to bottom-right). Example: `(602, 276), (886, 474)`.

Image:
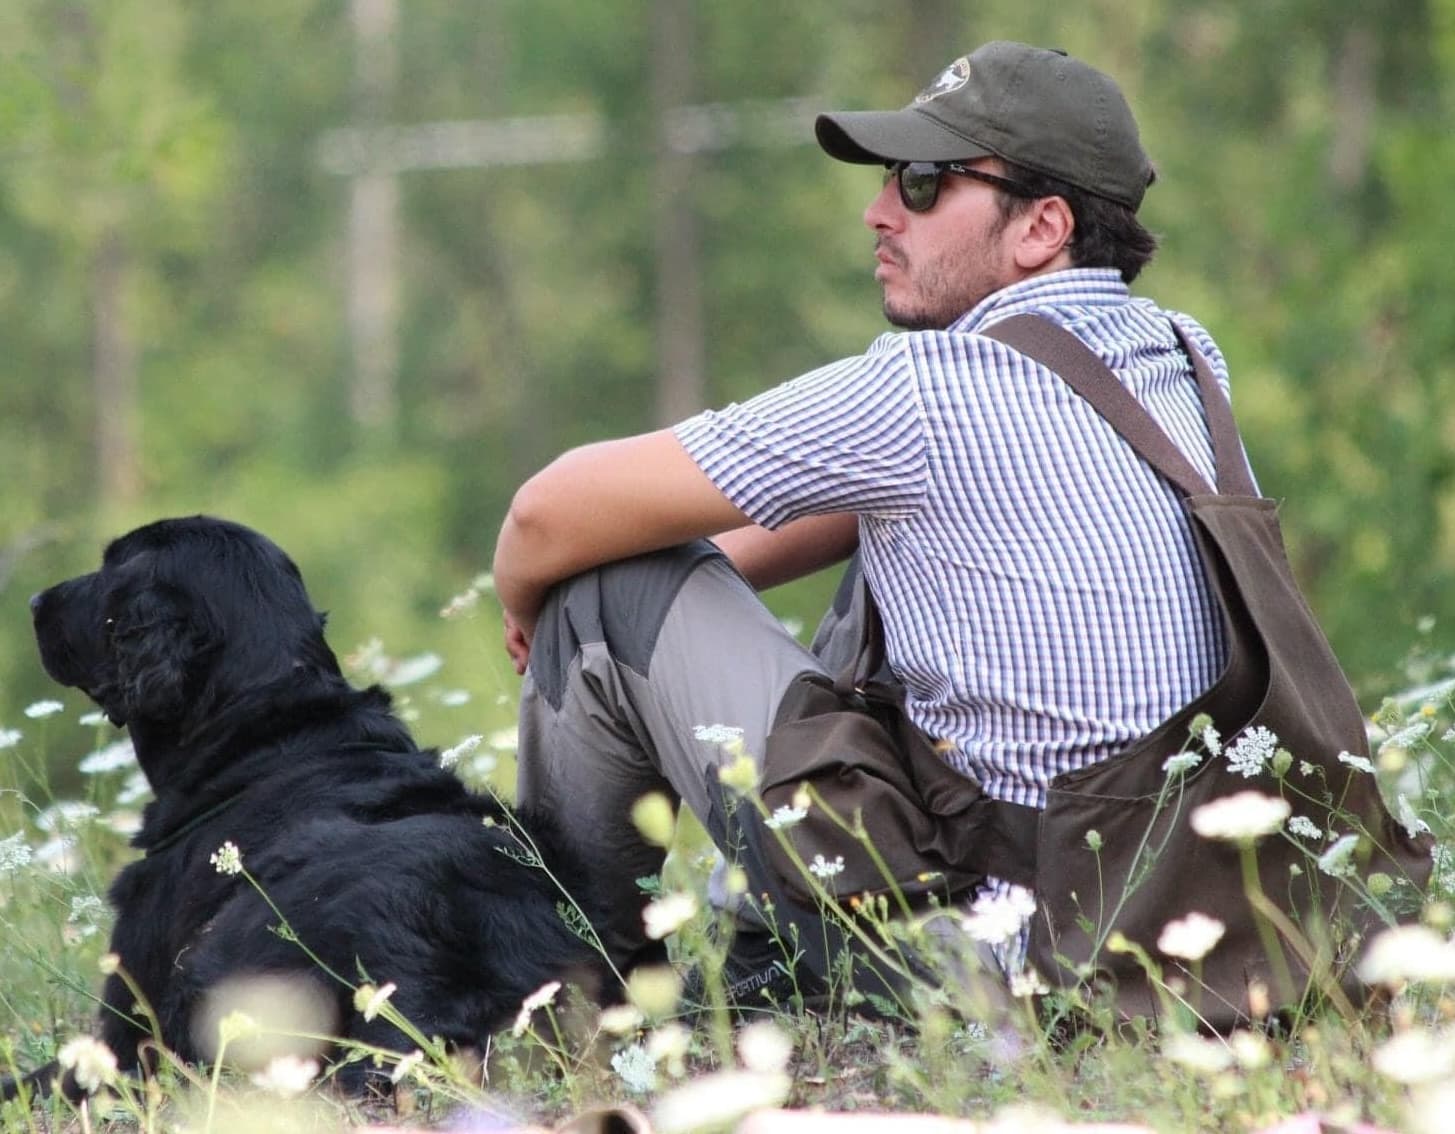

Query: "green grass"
(2, 627), (1454, 1134)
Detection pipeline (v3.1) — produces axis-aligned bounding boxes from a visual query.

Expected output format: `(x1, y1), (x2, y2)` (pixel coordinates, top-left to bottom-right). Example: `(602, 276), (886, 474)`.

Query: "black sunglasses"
(883, 161), (1036, 212)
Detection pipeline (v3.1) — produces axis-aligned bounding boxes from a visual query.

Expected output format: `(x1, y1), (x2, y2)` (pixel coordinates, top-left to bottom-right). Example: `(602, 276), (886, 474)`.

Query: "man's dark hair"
(995, 162), (1159, 284)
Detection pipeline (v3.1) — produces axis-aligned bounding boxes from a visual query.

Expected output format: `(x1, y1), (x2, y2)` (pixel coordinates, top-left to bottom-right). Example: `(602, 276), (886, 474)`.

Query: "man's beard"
(876, 239), (968, 331)
(884, 301), (950, 331)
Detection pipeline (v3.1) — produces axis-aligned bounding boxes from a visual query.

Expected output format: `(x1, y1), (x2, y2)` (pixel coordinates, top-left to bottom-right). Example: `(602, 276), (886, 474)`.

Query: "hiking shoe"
(679, 927), (829, 1018)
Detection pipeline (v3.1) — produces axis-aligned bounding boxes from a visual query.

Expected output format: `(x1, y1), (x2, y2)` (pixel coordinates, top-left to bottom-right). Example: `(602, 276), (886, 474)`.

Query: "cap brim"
(815, 108), (995, 165)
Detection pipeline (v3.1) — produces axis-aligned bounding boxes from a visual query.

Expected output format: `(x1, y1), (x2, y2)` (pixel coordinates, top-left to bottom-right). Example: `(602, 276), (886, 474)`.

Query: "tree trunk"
(1329, 24), (1375, 190)
(92, 229), (141, 513)
(347, 0), (400, 434)
(651, 0), (705, 426)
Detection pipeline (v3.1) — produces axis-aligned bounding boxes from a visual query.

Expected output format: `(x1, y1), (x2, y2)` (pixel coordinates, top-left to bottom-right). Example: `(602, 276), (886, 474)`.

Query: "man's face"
(864, 159), (1024, 331)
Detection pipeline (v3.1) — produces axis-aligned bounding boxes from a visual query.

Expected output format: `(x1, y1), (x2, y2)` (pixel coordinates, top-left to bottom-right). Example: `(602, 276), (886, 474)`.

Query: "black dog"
(8, 516), (610, 1099)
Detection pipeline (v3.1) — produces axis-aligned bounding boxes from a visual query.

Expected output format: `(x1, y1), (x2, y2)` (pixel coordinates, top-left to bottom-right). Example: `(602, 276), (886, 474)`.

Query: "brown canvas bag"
(758, 313), (1431, 1027)
(985, 314), (1431, 1026)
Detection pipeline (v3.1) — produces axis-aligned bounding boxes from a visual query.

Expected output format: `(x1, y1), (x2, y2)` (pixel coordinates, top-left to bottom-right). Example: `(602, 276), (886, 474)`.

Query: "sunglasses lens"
(896, 163), (940, 212)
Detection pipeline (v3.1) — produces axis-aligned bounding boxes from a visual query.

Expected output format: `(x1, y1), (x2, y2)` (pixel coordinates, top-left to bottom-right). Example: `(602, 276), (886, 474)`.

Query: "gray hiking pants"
(516, 541), (869, 975)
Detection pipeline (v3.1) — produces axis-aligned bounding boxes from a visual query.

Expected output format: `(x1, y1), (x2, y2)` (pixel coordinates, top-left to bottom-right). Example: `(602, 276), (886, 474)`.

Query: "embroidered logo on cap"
(914, 57), (971, 104)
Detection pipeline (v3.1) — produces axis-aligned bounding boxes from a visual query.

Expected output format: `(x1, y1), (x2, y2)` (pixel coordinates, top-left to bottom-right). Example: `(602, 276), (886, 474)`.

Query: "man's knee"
(529, 540), (728, 710)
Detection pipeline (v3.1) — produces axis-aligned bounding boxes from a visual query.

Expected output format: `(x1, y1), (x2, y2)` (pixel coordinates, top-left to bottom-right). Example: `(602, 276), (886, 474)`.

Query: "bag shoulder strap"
(981, 313), (1257, 498)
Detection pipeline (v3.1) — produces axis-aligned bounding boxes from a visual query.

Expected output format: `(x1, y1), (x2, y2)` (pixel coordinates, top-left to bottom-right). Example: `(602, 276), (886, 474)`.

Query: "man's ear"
(1012, 195), (1075, 274)
(111, 584), (220, 723)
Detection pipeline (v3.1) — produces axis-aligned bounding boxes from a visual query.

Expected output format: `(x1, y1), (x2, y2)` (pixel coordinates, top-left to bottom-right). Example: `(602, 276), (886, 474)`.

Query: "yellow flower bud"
(631, 792), (677, 848)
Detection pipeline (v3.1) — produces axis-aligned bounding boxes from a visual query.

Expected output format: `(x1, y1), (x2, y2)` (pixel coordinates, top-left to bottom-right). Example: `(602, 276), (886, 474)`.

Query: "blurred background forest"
(3, 0), (1455, 783)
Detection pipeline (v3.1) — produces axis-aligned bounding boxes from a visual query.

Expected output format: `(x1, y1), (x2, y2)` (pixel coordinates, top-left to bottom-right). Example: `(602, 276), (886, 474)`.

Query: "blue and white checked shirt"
(677, 268), (1240, 811)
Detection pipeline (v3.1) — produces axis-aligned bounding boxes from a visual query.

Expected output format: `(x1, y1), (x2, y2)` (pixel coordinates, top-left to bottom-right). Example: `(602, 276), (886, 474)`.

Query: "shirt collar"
(949, 268), (1130, 334)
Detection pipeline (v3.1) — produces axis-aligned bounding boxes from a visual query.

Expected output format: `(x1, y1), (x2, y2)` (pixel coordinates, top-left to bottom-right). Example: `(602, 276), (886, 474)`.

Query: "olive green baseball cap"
(815, 41), (1155, 211)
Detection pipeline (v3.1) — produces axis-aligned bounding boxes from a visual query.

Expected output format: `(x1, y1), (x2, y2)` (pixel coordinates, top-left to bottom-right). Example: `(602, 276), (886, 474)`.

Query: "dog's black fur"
(7, 516), (609, 1100)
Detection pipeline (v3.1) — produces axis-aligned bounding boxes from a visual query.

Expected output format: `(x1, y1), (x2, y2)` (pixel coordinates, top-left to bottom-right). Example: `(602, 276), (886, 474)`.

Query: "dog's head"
(30, 516), (341, 731)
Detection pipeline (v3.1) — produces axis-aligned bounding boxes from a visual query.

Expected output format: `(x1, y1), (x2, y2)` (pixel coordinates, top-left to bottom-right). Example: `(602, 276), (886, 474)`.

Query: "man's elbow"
(496, 477), (559, 574)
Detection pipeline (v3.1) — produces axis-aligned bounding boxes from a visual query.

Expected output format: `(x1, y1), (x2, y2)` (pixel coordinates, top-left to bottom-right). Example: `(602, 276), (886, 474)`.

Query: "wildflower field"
(3, 611), (1454, 1134)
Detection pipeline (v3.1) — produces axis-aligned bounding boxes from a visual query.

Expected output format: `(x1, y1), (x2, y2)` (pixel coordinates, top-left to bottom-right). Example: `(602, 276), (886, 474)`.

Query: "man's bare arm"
(493, 429), (750, 651)
(713, 513), (859, 591)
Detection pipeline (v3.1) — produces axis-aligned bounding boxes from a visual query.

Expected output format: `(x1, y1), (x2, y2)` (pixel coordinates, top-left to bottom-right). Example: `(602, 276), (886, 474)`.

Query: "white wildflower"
(1434, 844), (1455, 892)
(1337, 751), (1376, 774)
(249, 1054), (319, 1097)
(598, 1004), (645, 1035)
(346, 638), (389, 680)
(652, 1069), (791, 1134)
(0, 832), (33, 873)
(1359, 925), (1455, 985)
(439, 734), (482, 769)
(1378, 722), (1432, 756)
(611, 1042), (658, 1094)
(1162, 751), (1202, 775)
(1299, 760), (1317, 776)
(1372, 1029), (1455, 1085)
(466, 753), (499, 780)
(511, 980), (561, 1036)
(24, 700), (64, 719)
(1287, 815), (1324, 840)
(68, 894), (105, 931)
(1317, 834), (1360, 878)
(78, 738), (137, 775)
(56, 1036), (118, 1093)
(1411, 1081), (1455, 1134)
(356, 981), (397, 1022)
(694, 723), (745, 745)
(961, 886), (1036, 945)
(1224, 726), (1278, 778)
(440, 573), (493, 619)
(105, 810), (140, 836)
(1162, 1032), (1233, 1075)
(1190, 791), (1290, 842)
(210, 841), (243, 876)
(35, 801), (100, 831)
(384, 652), (443, 687)
(738, 1020), (793, 1073)
(116, 770), (152, 806)
(78, 711), (108, 727)
(764, 805), (808, 830)
(1157, 912), (1226, 962)
(0, 728), (22, 750)
(648, 1022), (691, 1077)
(34, 836), (80, 874)
(1397, 794), (1432, 839)
(1008, 968), (1050, 999)
(435, 689), (471, 707)
(642, 892), (698, 940)
(1229, 1030), (1272, 1070)
(215, 1009), (261, 1045)
(1200, 724), (1222, 756)
(487, 726), (519, 752)
(389, 1049), (425, 1085)
(808, 853), (845, 880)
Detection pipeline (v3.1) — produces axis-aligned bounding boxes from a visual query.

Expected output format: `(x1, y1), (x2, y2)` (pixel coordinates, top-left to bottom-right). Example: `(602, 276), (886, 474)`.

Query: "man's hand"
(503, 610), (531, 675)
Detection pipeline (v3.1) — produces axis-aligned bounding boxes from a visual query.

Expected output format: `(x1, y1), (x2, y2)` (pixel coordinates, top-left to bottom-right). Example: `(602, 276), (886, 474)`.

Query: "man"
(493, 41), (1237, 1005)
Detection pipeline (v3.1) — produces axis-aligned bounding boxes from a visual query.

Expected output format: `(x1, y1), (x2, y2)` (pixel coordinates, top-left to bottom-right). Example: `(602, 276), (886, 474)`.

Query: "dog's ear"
(110, 582), (221, 723)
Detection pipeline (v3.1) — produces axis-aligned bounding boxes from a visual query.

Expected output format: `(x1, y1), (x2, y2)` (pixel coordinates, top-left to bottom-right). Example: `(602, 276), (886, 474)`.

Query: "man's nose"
(863, 176), (903, 231)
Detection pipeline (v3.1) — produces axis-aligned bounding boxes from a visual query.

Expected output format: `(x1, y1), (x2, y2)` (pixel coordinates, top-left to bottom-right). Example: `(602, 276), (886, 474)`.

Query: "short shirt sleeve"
(674, 335), (928, 529)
